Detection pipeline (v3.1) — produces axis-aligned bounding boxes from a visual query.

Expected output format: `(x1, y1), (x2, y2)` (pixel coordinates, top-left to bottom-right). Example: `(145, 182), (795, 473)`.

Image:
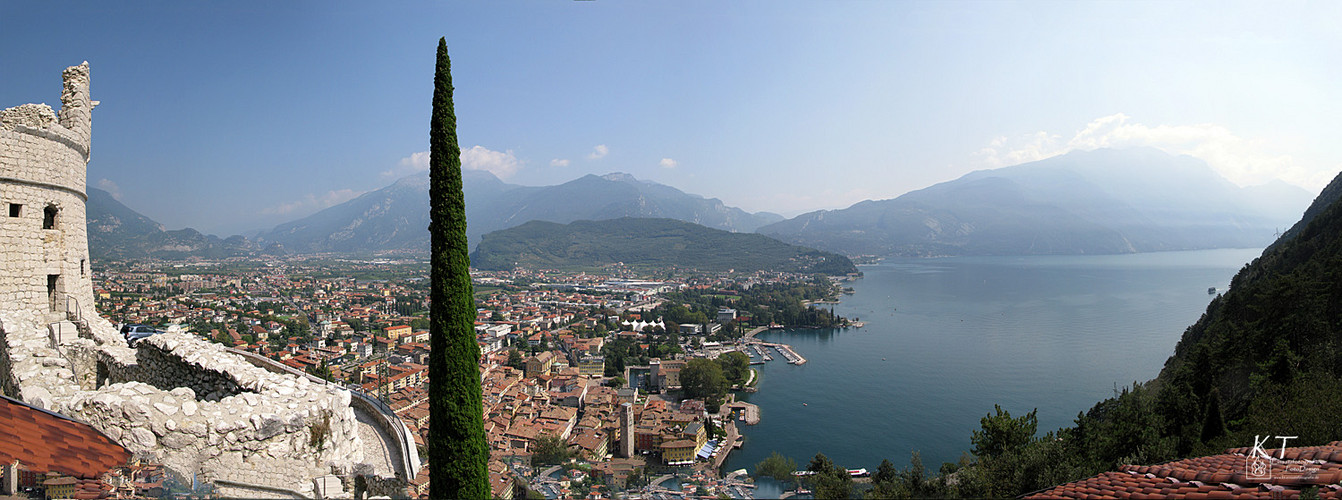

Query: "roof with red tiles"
(0, 395), (131, 479)
(1026, 441), (1342, 499)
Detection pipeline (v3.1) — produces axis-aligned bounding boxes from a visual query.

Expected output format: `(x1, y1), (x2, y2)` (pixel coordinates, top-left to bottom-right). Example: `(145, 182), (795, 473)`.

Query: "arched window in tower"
(43, 204), (58, 229)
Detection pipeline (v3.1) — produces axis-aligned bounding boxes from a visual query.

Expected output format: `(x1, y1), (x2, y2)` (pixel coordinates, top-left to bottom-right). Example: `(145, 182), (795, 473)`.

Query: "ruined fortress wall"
(0, 63), (98, 336)
(0, 319), (16, 399)
(1, 64), (389, 498)
(107, 340), (249, 401)
(66, 333), (364, 498)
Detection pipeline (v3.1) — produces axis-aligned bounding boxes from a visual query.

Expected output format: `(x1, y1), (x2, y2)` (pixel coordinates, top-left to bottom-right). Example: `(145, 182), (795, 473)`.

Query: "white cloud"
(587, 144), (609, 160)
(401, 151), (431, 171)
(550, 158), (571, 167)
(260, 189), (364, 216)
(659, 158), (678, 169)
(977, 113), (1332, 190)
(382, 151), (431, 178)
(96, 178), (122, 200)
(385, 146), (521, 179)
(461, 146), (521, 178)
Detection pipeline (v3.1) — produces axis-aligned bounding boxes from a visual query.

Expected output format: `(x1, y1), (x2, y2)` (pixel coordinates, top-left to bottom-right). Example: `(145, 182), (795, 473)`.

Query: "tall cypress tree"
(428, 37), (488, 498)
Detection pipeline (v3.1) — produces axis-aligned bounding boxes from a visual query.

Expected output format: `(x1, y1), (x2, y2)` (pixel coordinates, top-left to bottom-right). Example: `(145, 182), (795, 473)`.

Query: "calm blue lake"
(725, 248), (1262, 477)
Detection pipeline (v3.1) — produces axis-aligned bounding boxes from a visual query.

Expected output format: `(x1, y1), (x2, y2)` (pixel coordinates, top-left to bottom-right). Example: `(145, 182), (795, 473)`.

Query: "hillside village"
(91, 257), (854, 498)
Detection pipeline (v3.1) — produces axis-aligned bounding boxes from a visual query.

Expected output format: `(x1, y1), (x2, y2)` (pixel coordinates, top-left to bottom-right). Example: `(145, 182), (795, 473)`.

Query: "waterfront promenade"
(712, 420), (743, 470)
(743, 326), (768, 339)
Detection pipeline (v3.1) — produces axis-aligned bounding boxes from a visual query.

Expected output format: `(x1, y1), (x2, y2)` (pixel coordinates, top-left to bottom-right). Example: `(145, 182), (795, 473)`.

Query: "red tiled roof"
(1026, 441), (1342, 499)
(0, 395), (131, 479)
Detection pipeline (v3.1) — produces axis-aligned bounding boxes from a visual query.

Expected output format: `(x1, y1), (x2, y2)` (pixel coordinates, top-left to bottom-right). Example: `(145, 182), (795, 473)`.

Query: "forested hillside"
(470, 218), (857, 275)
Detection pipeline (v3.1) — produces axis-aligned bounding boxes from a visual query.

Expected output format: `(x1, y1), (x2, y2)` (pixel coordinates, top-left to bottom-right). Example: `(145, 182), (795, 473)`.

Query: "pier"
(750, 343), (773, 361)
(722, 401), (760, 425)
(751, 341), (806, 365)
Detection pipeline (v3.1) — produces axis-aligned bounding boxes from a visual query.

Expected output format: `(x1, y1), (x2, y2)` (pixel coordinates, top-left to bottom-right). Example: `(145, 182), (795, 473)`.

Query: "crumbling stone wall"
(106, 337), (249, 401)
(0, 319), (15, 399)
(64, 333), (364, 498)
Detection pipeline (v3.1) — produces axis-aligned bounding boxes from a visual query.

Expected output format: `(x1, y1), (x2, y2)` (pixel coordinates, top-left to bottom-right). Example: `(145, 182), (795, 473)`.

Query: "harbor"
(743, 340), (807, 365)
(740, 325), (807, 365)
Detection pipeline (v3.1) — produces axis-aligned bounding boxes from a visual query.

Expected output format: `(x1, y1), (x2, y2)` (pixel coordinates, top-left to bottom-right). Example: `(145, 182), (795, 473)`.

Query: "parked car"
(122, 324), (162, 347)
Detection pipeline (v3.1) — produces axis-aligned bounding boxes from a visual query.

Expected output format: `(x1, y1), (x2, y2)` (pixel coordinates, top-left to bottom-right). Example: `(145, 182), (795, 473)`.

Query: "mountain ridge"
(254, 169), (784, 253)
(86, 188), (256, 260)
(470, 217), (858, 275)
(758, 148), (1311, 257)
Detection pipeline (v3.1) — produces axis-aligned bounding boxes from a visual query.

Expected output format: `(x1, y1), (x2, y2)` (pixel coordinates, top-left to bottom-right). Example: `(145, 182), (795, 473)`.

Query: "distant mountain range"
(758, 148), (1312, 256)
(85, 148), (1319, 262)
(86, 188), (255, 260)
(470, 217), (858, 275)
(253, 170), (783, 253)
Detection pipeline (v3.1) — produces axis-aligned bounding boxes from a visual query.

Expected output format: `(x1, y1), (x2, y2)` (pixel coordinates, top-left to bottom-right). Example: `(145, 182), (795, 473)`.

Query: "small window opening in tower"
(43, 205), (58, 229)
(81, 259), (86, 276)
(7, 204), (19, 217)
(48, 274), (60, 312)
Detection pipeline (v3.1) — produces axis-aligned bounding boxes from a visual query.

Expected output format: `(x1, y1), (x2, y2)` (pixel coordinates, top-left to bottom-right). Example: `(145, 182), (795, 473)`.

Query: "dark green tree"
(532, 434), (573, 466)
(872, 459), (897, 485)
(970, 404), (1037, 459)
(755, 451), (797, 484)
(506, 348), (525, 371)
(410, 317), (431, 330)
(1199, 389), (1226, 443)
(427, 37), (488, 498)
(680, 358), (728, 409)
(806, 453), (852, 499)
(717, 351), (750, 386)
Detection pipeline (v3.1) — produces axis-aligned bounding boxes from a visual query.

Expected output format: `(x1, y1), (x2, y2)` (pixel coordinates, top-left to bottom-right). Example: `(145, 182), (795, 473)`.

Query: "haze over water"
(725, 248), (1262, 477)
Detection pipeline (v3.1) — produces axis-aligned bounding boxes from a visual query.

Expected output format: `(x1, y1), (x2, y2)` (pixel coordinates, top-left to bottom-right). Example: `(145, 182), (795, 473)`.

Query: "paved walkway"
(226, 348), (409, 480)
(712, 421), (741, 470)
(354, 406), (402, 476)
(649, 474), (675, 488)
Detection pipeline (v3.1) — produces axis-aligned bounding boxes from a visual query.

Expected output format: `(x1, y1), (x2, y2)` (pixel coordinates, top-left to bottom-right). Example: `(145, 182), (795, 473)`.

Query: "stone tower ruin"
(1, 63), (416, 499)
(0, 62), (98, 337)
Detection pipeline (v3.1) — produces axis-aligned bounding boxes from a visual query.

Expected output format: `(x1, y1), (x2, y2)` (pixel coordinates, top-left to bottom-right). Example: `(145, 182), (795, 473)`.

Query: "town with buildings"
(0, 59), (857, 500)
(84, 256), (852, 499)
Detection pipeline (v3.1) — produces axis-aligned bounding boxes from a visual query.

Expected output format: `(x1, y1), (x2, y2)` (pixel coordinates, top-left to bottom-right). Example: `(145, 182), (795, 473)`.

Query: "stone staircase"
(46, 293), (93, 348)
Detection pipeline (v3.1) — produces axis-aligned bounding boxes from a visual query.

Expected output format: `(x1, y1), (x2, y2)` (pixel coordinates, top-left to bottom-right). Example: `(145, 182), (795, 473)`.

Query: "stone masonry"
(1, 63), (387, 499)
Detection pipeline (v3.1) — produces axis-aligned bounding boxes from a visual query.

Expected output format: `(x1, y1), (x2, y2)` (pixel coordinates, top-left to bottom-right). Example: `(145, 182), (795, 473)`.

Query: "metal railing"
(48, 292), (92, 346)
(62, 293), (82, 324)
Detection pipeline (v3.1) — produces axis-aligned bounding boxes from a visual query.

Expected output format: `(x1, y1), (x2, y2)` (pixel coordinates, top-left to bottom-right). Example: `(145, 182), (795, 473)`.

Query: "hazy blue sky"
(2, 1), (1339, 236)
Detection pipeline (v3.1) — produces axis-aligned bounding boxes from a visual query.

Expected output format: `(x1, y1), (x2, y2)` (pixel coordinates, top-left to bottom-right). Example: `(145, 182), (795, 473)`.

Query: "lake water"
(724, 248), (1262, 480)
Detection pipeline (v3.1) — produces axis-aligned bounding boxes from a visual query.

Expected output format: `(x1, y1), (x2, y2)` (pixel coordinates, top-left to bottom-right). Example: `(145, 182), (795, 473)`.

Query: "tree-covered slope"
(1156, 168), (1342, 438)
(470, 217), (857, 275)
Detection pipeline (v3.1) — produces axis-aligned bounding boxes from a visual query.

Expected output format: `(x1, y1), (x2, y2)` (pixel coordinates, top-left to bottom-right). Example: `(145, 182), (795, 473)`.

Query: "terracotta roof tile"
(1028, 443), (1342, 500)
(0, 395), (131, 479)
